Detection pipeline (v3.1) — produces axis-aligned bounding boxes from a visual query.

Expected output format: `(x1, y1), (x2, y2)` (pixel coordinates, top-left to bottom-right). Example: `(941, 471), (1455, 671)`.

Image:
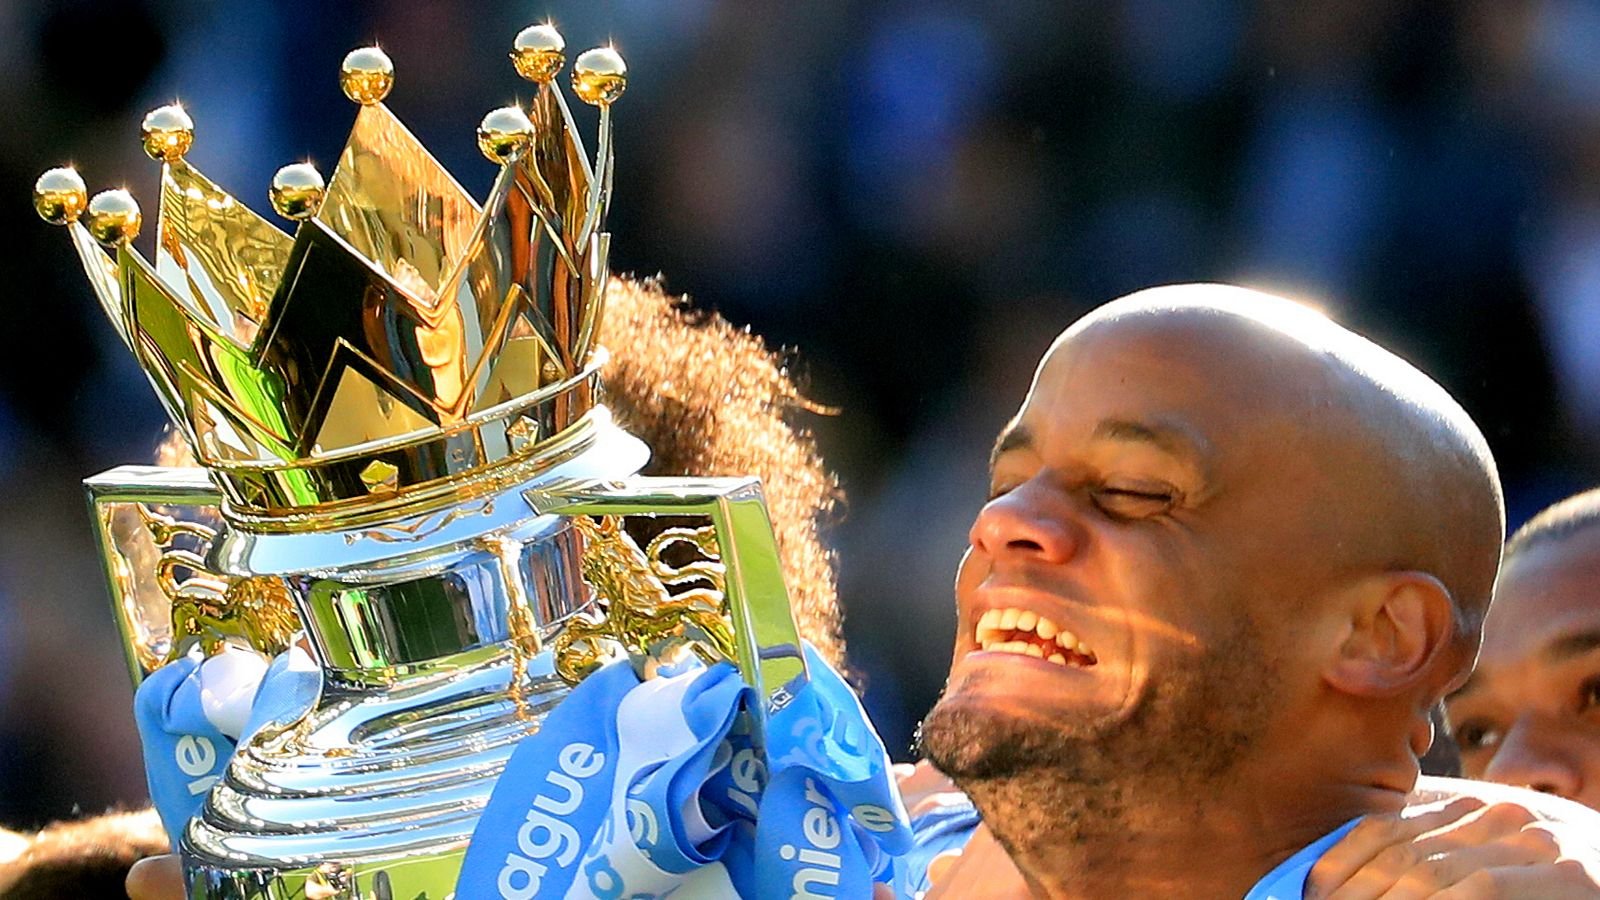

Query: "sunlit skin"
(1447, 524), (1600, 809)
(920, 285), (1504, 899)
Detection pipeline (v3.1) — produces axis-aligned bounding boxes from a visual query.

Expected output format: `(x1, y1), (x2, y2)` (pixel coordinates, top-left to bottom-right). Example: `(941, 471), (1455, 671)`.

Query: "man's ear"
(1323, 572), (1460, 698)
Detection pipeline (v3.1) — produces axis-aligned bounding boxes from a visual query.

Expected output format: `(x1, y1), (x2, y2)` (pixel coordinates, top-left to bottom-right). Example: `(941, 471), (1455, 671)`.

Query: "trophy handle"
(83, 465), (256, 686)
(526, 476), (811, 720)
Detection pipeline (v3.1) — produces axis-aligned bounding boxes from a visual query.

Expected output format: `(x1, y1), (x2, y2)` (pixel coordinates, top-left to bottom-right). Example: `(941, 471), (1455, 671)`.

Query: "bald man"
(1445, 488), (1600, 809)
(915, 284), (1600, 898)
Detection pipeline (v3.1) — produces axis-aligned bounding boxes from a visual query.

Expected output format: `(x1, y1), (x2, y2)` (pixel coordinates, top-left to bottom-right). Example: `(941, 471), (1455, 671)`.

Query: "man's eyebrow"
(987, 418), (1213, 480)
(1452, 628), (1600, 702)
(1091, 418), (1210, 467)
(1542, 628), (1600, 665)
(990, 424), (1032, 472)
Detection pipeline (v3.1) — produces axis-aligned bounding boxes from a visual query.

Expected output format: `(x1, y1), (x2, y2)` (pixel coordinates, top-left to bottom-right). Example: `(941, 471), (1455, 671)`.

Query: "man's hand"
(126, 853), (183, 900)
(1306, 796), (1599, 899)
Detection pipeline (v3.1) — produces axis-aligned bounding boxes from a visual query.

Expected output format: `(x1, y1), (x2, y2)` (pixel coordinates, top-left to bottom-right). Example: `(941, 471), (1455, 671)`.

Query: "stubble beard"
(917, 617), (1277, 869)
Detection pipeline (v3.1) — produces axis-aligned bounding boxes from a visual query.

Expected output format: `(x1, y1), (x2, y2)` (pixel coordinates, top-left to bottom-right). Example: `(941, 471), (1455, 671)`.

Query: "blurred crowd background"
(4, 0), (1600, 825)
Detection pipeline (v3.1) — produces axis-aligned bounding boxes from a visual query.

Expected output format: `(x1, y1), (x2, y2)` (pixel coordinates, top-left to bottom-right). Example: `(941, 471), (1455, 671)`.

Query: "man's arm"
(900, 764), (1600, 899)
(1306, 777), (1600, 899)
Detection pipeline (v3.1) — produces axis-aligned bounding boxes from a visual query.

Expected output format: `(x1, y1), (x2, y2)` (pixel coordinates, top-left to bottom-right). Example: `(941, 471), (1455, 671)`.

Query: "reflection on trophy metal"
(40, 24), (808, 898)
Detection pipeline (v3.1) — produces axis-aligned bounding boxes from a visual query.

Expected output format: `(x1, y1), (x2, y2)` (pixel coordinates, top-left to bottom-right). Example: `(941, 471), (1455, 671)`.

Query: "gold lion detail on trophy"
(554, 515), (738, 684)
(143, 506), (298, 663)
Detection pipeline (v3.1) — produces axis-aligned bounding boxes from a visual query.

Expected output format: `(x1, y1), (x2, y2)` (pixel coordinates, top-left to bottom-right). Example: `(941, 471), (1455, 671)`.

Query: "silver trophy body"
(89, 414), (807, 898)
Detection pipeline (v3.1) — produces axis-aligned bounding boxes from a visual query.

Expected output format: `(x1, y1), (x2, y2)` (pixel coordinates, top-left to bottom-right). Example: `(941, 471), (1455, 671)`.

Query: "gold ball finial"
(340, 46), (395, 104)
(572, 47), (627, 107)
(269, 163), (326, 220)
(477, 106), (535, 164)
(140, 104), (195, 162)
(33, 167), (89, 225)
(511, 24), (566, 83)
(85, 189), (142, 247)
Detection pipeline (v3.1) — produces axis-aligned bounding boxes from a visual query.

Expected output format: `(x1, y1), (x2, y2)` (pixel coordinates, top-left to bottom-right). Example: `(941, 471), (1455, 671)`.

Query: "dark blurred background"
(4, 0), (1600, 824)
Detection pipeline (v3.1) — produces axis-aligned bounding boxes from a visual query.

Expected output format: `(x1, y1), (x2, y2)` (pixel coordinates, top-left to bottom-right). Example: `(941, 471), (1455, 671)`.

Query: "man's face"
(921, 321), (1337, 787)
(1445, 528), (1600, 809)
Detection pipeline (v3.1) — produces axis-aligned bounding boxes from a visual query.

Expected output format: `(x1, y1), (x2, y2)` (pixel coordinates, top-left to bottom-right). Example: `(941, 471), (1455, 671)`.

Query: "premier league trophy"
(30, 24), (861, 899)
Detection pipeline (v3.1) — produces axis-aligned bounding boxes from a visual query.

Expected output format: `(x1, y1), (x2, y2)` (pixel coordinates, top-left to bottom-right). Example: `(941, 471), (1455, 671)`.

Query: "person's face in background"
(1446, 526), (1600, 809)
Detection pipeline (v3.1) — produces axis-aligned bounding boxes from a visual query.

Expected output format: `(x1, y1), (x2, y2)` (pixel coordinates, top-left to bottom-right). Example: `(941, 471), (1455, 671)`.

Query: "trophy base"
(182, 647), (570, 899)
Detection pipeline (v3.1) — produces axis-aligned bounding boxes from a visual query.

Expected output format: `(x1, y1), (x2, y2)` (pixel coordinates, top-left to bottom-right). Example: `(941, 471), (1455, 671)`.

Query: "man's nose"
(969, 481), (1081, 564)
(1481, 713), (1585, 800)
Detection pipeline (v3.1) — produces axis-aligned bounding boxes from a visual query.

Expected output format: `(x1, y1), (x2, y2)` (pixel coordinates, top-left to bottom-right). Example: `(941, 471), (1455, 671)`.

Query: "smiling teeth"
(975, 607), (1095, 665)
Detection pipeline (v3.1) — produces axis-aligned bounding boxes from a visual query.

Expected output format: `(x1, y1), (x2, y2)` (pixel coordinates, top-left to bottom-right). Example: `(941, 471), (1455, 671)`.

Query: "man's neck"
(961, 765), (1405, 900)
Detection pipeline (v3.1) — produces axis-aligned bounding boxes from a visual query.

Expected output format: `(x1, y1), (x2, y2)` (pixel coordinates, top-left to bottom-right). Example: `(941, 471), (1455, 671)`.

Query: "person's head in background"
(1445, 488), (1600, 809)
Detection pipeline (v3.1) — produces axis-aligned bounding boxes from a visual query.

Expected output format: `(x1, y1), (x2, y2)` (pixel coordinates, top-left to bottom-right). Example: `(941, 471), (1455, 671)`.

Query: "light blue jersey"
(892, 797), (1360, 899)
(1243, 819), (1361, 900)
(891, 793), (982, 897)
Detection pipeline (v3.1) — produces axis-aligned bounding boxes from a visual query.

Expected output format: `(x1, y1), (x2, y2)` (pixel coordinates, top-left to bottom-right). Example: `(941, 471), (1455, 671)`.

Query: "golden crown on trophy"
(33, 25), (627, 522)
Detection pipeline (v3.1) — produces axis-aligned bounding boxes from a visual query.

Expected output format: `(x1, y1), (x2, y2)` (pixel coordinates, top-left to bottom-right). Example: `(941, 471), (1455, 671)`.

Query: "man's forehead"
(1466, 607), (1600, 697)
(1488, 540), (1600, 646)
(1003, 307), (1376, 506)
(1020, 321), (1299, 438)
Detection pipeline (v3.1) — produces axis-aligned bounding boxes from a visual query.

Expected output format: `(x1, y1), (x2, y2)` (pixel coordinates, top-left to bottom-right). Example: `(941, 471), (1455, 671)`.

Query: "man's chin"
(918, 692), (1096, 782)
(916, 697), (1005, 780)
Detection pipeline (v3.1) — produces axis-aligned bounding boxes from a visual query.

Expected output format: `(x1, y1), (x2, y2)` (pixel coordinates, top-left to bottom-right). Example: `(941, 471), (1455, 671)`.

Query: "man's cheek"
(1103, 556), (1208, 660)
(953, 550), (985, 645)
(1138, 528), (1211, 605)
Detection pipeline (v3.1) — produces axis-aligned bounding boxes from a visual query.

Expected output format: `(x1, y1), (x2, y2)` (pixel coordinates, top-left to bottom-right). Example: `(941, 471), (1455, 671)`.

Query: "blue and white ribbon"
(133, 644), (319, 844)
(458, 643), (912, 899)
(134, 638), (910, 892)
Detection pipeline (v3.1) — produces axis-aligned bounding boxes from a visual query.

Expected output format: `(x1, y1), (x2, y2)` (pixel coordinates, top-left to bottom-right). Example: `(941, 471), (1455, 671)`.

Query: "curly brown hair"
(154, 277), (846, 669)
(0, 809), (167, 898)
(596, 276), (844, 668)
